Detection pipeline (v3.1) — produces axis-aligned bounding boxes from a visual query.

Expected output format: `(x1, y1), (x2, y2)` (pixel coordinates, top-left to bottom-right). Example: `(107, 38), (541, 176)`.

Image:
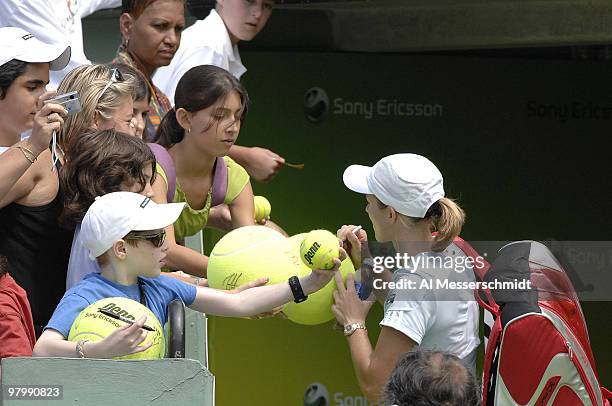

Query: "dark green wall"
(239, 51), (612, 386)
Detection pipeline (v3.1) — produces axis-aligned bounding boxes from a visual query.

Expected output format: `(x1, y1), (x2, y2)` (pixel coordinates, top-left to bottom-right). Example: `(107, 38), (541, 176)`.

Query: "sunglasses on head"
(125, 230), (166, 248)
(98, 68), (124, 102)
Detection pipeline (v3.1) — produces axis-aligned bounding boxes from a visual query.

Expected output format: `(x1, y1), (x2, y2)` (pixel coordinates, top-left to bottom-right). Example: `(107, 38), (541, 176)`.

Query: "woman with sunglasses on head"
(117, 0), (286, 183)
(55, 64), (137, 152)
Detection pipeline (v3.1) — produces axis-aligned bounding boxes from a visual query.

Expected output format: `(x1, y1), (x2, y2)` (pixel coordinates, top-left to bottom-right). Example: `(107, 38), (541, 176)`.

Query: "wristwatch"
(288, 276), (308, 303)
(344, 323), (367, 336)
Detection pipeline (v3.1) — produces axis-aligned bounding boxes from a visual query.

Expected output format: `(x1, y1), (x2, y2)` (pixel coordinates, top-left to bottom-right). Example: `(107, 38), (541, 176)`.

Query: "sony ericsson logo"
(304, 87), (330, 123)
(303, 242), (321, 266)
(304, 382), (329, 406)
(304, 86), (444, 123)
(99, 302), (136, 321)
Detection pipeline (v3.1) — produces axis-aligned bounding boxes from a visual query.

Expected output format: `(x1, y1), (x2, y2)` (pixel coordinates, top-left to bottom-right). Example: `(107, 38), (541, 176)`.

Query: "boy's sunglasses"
(125, 230), (166, 248)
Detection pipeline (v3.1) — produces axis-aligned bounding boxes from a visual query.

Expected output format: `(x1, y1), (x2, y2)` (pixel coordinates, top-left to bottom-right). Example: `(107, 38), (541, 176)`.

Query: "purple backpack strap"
(211, 157), (228, 207)
(147, 143), (176, 203)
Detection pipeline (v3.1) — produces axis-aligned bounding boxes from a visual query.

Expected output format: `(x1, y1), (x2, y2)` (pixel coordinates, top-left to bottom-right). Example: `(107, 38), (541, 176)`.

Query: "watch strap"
(344, 323), (367, 336)
(288, 276), (308, 303)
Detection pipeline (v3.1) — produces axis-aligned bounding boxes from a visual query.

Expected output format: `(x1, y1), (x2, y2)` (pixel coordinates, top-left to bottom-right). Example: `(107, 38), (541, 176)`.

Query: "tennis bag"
(475, 240), (611, 405)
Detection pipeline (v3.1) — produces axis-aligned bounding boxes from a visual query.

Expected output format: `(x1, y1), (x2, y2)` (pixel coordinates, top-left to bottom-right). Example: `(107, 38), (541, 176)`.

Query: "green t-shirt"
(156, 156), (249, 240)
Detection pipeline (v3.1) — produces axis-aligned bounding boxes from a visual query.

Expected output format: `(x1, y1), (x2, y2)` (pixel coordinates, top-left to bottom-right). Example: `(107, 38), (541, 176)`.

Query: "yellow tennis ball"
(300, 229), (340, 270)
(68, 297), (165, 360)
(207, 226), (356, 325)
(208, 226), (292, 290)
(283, 233), (355, 325)
(253, 195), (272, 222)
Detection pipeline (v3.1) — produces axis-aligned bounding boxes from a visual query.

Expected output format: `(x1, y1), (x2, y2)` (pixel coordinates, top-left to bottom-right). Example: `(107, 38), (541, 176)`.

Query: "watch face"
(344, 325), (354, 334)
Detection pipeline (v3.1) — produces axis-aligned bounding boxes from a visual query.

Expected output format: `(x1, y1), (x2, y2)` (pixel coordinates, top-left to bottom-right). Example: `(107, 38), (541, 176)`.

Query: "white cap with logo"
(81, 192), (186, 260)
(0, 27), (71, 71)
(343, 153), (445, 218)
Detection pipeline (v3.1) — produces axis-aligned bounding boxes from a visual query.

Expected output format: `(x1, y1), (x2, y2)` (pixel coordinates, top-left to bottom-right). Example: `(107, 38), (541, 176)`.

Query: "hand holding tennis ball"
(300, 229), (341, 270)
(253, 195), (271, 223)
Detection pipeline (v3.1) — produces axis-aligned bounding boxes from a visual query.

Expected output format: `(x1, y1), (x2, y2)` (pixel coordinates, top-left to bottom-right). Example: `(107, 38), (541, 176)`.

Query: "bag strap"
(147, 143), (176, 203)
(211, 157), (228, 207)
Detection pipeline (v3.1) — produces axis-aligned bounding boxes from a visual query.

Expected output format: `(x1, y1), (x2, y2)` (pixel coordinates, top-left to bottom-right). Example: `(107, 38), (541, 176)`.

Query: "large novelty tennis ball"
(300, 230), (340, 270)
(253, 196), (271, 222)
(207, 227), (355, 325)
(68, 297), (165, 360)
(283, 233), (355, 325)
(207, 226), (293, 290)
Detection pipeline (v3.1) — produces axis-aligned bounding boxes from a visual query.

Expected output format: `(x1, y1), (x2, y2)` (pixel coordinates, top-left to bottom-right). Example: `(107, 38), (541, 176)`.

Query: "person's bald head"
(384, 350), (480, 406)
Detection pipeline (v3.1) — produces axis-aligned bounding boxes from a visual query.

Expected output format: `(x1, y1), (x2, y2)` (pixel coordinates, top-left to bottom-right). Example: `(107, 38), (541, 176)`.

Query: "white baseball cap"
(0, 27), (71, 71)
(81, 192), (185, 259)
(343, 153), (445, 218)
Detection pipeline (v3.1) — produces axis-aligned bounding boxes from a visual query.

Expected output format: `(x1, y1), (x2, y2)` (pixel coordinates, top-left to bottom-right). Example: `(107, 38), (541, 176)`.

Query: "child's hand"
(303, 247), (348, 294)
(91, 316), (152, 358)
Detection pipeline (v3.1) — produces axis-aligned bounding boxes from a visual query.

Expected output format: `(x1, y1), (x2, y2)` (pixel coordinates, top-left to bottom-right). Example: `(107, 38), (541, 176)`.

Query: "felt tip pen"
(98, 308), (155, 332)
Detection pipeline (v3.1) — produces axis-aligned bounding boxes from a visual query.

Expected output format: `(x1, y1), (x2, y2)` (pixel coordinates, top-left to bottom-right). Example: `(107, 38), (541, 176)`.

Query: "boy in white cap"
(0, 27), (73, 335)
(34, 192), (343, 358)
(332, 154), (480, 402)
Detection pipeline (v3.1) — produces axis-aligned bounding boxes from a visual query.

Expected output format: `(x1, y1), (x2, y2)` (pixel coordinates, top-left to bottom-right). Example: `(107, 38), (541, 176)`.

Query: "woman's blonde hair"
(57, 64), (135, 151)
(428, 198), (466, 252)
(377, 197), (466, 252)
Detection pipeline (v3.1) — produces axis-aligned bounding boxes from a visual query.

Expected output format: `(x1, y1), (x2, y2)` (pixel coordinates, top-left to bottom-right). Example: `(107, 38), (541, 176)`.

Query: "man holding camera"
(0, 27), (74, 336)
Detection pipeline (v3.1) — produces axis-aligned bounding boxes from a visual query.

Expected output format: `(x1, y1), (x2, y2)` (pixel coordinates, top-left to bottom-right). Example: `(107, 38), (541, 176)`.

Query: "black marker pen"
(98, 308), (155, 332)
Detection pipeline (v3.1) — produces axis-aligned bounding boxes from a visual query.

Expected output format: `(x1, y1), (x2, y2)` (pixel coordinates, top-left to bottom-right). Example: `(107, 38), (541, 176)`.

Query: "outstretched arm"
(189, 252), (345, 317)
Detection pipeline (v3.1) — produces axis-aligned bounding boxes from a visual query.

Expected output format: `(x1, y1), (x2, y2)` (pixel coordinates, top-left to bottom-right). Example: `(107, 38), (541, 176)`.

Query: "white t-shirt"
(65, 224), (101, 290)
(0, 0), (121, 89)
(380, 249), (480, 368)
(0, 147), (8, 154)
(153, 9), (246, 105)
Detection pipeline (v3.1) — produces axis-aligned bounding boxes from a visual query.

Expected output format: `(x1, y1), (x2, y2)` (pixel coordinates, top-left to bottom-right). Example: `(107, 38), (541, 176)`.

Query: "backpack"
(147, 143), (228, 206)
(474, 240), (611, 405)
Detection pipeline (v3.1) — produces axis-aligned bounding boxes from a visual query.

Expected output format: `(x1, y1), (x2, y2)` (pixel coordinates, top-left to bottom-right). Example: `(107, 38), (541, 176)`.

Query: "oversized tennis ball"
(253, 195), (271, 222)
(300, 230), (340, 270)
(208, 227), (355, 325)
(283, 233), (355, 325)
(208, 226), (292, 290)
(68, 297), (165, 360)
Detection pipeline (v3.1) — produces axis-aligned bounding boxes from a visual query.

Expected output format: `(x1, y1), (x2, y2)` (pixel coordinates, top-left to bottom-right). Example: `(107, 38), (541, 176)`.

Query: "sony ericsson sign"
(304, 87), (444, 123)
(303, 382), (384, 406)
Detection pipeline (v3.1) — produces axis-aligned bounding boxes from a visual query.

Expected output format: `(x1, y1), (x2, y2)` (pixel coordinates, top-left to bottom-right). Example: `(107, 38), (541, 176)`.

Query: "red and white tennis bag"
(471, 240), (612, 405)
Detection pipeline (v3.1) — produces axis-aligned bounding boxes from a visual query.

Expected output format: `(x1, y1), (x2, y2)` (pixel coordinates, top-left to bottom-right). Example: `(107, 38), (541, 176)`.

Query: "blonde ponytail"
(431, 198), (465, 252)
